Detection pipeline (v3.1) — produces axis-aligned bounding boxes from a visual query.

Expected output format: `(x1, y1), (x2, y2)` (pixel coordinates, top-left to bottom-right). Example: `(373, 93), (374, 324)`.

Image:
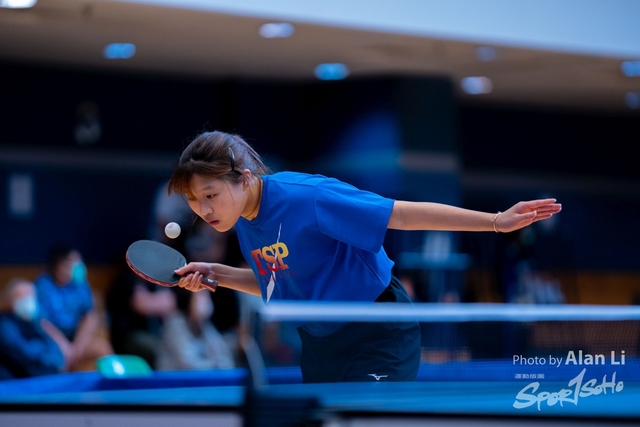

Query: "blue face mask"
(71, 261), (87, 284)
(13, 296), (39, 322)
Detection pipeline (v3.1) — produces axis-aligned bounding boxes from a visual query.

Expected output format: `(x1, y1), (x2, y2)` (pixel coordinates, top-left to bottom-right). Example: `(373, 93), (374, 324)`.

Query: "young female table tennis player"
(170, 131), (562, 383)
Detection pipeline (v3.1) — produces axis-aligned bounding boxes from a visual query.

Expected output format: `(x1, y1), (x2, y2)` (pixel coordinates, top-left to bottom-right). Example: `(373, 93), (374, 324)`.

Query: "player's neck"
(243, 177), (263, 221)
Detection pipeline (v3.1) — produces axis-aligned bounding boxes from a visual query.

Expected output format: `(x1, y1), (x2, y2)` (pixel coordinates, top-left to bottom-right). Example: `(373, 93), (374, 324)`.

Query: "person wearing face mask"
(0, 278), (71, 380)
(34, 244), (113, 372)
(156, 287), (235, 371)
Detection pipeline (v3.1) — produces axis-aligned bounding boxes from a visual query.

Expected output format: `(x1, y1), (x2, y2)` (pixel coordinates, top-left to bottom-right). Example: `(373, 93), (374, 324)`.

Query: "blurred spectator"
(177, 219), (244, 365)
(34, 244), (112, 371)
(156, 287), (235, 371)
(495, 194), (571, 305)
(0, 278), (68, 379)
(147, 181), (244, 364)
(106, 262), (177, 369)
(149, 180), (193, 248)
(510, 261), (565, 305)
(150, 182), (244, 334)
(498, 224), (566, 305)
(184, 220), (242, 336)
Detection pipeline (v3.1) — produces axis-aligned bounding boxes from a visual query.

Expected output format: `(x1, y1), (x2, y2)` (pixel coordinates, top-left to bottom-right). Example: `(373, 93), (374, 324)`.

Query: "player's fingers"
(176, 276), (190, 289)
(532, 212), (556, 222)
(516, 199), (557, 212)
(529, 198), (558, 207)
(190, 272), (204, 291)
(535, 204), (562, 215)
(178, 272), (200, 292)
(191, 272), (209, 292)
(174, 263), (194, 276)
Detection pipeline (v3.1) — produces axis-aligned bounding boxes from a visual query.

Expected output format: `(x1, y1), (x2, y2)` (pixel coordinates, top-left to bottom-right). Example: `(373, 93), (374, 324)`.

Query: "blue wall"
(1, 63), (638, 272)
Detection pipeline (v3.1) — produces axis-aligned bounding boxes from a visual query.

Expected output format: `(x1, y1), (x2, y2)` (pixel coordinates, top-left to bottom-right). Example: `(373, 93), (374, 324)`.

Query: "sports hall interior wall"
(1, 63), (638, 305)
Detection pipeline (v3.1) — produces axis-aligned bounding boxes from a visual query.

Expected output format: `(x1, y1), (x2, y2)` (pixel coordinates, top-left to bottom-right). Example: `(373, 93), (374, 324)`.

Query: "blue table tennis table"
(1, 359), (639, 426)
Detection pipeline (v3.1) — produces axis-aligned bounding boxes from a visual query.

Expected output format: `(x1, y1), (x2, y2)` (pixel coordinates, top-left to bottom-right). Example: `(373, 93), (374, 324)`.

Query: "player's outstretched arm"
(387, 198), (561, 233)
(175, 263), (261, 296)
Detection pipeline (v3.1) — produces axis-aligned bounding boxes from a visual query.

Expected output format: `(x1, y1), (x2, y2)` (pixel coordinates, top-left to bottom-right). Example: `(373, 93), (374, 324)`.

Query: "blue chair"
(96, 355), (152, 378)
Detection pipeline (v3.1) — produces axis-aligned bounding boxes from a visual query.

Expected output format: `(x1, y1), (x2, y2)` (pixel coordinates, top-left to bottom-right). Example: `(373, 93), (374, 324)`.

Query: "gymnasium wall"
(1, 63), (638, 288)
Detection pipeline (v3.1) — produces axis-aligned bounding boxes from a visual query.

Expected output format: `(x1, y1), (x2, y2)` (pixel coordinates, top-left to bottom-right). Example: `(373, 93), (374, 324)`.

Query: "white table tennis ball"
(165, 222), (181, 239)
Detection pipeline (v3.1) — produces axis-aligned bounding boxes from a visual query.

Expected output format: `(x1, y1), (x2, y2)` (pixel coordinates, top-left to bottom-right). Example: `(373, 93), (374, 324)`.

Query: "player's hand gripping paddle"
(126, 240), (218, 291)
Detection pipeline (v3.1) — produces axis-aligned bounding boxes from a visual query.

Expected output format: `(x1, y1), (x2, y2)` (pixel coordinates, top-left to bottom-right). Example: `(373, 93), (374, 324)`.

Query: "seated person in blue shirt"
(35, 245), (112, 372)
(107, 261), (177, 369)
(169, 131), (562, 383)
(0, 278), (69, 380)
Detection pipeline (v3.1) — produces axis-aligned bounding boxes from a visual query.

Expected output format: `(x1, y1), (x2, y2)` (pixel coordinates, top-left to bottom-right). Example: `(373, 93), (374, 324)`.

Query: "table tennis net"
(249, 302), (640, 375)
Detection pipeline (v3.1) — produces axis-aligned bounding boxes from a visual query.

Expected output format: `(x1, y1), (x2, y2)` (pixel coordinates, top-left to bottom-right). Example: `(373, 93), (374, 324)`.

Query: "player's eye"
(206, 194), (216, 199)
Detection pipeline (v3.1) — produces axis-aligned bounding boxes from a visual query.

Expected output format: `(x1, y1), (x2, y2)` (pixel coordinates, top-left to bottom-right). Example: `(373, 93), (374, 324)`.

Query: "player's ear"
(240, 169), (253, 189)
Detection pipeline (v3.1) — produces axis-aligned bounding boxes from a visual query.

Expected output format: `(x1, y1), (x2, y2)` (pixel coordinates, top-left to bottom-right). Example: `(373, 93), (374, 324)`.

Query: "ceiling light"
(475, 46), (497, 62)
(103, 43), (136, 59)
(625, 92), (640, 109)
(314, 63), (349, 80)
(621, 61), (640, 77)
(259, 23), (295, 38)
(0, 0), (36, 8)
(461, 77), (493, 94)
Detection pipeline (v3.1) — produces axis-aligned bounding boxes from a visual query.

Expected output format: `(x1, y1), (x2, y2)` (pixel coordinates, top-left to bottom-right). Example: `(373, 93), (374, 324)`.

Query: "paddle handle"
(202, 277), (219, 292)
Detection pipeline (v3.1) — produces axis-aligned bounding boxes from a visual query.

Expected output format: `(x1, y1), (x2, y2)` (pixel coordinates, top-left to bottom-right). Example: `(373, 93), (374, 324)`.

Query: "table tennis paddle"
(126, 240), (218, 291)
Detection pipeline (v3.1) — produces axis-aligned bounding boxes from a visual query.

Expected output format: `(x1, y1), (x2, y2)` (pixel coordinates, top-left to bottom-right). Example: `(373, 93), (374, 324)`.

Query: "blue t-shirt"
(34, 274), (94, 341)
(235, 172), (395, 307)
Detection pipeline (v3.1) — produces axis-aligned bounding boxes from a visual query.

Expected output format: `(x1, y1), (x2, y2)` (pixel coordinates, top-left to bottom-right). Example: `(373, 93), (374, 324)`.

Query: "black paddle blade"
(125, 240), (218, 291)
(126, 240), (185, 287)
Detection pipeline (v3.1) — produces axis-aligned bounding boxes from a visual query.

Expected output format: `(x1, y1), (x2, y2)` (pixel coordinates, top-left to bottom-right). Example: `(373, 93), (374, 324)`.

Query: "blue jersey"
(235, 172), (394, 306)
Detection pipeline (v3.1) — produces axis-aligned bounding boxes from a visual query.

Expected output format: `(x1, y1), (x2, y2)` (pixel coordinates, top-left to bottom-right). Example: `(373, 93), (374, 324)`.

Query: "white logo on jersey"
(266, 223), (282, 302)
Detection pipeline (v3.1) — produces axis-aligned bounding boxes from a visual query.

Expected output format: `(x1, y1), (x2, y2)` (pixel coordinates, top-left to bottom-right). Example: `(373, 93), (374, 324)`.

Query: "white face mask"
(13, 296), (39, 322)
(71, 261), (87, 284)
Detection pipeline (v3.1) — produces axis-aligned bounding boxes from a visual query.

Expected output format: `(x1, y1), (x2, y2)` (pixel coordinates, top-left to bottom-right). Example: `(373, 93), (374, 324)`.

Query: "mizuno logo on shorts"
(367, 373), (388, 381)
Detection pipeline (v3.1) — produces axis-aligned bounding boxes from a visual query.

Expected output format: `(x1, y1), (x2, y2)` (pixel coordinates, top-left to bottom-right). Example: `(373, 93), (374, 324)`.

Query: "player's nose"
(199, 200), (213, 215)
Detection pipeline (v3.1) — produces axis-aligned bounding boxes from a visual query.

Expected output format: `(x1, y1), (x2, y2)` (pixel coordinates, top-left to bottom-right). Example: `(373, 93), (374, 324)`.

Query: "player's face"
(52, 254), (74, 286)
(11, 281), (35, 303)
(187, 174), (249, 232)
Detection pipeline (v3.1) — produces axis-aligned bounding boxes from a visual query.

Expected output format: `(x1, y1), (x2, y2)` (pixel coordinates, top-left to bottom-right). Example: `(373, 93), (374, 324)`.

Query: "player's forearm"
(388, 200), (496, 232)
(214, 264), (261, 296)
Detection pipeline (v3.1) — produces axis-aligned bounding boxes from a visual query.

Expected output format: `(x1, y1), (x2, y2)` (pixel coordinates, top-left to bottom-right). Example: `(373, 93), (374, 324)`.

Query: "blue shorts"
(297, 277), (421, 383)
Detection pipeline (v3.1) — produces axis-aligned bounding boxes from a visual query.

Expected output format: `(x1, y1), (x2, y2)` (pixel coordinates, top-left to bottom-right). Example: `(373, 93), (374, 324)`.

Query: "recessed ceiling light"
(475, 46), (497, 62)
(314, 63), (349, 80)
(259, 23), (295, 38)
(103, 43), (136, 59)
(0, 0), (36, 8)
(461, 77), (493, 94)
(625, 92), (640, 109)
(621, 61), (640, 77)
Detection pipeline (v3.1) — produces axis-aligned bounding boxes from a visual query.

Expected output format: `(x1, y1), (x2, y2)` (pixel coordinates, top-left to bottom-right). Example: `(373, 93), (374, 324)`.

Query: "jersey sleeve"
(314, 178), (394, 253)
